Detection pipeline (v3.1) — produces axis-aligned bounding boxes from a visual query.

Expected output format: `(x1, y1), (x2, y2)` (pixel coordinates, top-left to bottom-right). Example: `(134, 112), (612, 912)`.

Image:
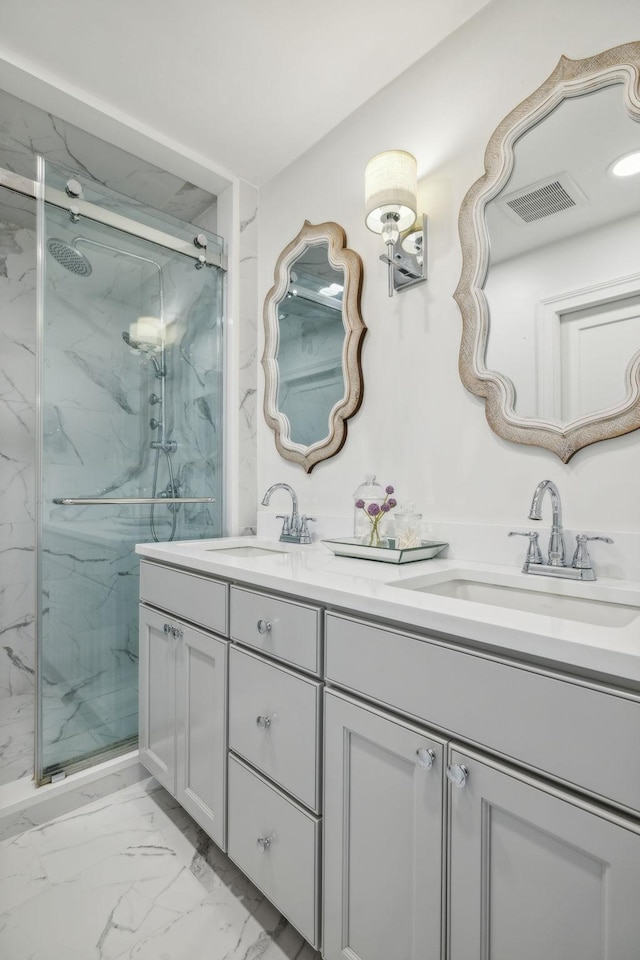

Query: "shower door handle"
(53, 497), (217, 505)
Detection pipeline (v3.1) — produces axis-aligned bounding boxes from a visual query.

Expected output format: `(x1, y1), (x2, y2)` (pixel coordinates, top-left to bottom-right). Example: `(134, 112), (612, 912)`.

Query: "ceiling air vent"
(499, 173), (585, 224)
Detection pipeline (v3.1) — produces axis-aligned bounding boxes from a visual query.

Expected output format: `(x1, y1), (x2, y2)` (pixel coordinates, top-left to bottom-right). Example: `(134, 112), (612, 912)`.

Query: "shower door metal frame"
(0, 159), (227, 784)
(0, 166), (228, 271)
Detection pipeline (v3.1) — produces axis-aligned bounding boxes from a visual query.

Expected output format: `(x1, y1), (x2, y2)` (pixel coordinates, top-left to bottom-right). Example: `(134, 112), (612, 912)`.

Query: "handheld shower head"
(121, 331), (165, 378)
(122, 331), (150, 353)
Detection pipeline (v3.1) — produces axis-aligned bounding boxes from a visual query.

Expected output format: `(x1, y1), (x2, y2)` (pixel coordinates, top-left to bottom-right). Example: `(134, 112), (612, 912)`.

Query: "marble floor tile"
(0, 777), (321, 960)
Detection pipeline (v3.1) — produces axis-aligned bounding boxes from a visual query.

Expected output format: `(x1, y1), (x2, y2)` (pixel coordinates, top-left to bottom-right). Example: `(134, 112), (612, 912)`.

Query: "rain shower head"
(47, 238), (93, 277)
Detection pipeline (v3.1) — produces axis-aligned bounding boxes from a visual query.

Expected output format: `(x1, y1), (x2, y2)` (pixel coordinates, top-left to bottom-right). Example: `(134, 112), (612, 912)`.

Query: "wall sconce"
(364, 150), (427, 296)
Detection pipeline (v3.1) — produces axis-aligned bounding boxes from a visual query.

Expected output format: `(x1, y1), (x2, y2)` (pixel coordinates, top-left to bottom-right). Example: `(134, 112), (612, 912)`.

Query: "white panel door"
(323, 690), (445, 960)
(138, 605), (176, 793)
(448, 747), (640, 960)
(176, 624), (228, 850)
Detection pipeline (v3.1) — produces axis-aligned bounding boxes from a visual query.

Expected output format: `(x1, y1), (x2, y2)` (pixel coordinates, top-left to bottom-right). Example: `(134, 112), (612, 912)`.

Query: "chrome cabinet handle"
(257, 619), (272, 634)
(256, 836), (272, 853)
(256, 715), (273, 729)
(446, 763), (469, 788)
(162, 622), (182, 640)
(416, 747), (436, 770)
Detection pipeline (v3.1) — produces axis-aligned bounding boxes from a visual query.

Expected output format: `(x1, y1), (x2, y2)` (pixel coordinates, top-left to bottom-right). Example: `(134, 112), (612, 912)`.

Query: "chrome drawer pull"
(256, 835), (273, 853)
(256, 715), (273, 729)
(416, 747), (436, 770)
(257, 619), (272, 634)
(446, 763), (469, 788)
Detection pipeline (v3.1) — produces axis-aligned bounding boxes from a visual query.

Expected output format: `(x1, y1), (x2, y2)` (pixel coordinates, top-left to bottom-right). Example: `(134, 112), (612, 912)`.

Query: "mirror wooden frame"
(454, 41), (640, 462)
(262, 220), (366, 473)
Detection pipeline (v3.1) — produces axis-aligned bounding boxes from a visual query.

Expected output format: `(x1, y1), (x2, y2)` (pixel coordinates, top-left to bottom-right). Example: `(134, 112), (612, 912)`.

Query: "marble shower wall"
(238, 181), (258, 533)
(0, 202), (37, 784)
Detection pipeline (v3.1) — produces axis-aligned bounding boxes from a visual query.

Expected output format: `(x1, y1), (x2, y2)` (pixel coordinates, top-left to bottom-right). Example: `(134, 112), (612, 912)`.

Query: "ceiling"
(0, 0), (493, 189)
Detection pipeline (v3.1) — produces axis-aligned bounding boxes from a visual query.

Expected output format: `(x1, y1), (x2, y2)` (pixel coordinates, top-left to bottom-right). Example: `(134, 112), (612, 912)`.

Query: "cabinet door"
(323, 690), (445, 960)
(138, 605), (176, 793)
(447, 747), (640, 960)
(176, 624), (228, 850)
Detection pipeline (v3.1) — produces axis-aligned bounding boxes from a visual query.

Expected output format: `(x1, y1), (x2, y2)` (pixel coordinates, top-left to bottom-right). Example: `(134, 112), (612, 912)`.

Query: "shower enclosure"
(0, 160), (225, 785)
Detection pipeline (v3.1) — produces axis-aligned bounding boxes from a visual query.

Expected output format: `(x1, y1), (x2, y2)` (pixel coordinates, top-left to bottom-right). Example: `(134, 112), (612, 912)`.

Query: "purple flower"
(385, 485), (395, 494)
(355, 498), (365, 509)
(367, 503), (381, 516)
(388, 498), (397, 508)
(380, 502), (391, 512)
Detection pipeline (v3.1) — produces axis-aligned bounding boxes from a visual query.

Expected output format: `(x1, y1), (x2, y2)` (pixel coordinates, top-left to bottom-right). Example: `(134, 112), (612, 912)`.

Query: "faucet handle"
(276, 514), (291, 536)
(572, 534), (613, 570)
(299, 515), (316, 544)
(508, 530), (543, 566)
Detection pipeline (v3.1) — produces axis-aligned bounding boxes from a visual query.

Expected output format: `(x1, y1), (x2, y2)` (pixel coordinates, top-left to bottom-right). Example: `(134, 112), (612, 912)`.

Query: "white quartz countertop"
(136, 537), (640, 686)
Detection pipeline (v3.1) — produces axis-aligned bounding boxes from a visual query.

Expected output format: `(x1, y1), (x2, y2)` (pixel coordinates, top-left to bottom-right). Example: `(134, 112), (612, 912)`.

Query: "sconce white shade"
(365, 150), (418, 233)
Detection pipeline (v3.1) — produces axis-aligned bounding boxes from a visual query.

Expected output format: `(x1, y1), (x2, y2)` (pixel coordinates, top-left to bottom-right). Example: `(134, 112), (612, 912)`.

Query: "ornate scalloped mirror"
(455, 42), (640, 461)
(262, 220), (366, 472)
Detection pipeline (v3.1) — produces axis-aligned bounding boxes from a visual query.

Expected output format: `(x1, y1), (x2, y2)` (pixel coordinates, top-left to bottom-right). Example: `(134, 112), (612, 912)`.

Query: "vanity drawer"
(140, 561), (228, 636)
(229, 646), (321, 811)
(227, 754), (320, 948)
(230, 586), (321, 674)
(325, 613), (640, 813)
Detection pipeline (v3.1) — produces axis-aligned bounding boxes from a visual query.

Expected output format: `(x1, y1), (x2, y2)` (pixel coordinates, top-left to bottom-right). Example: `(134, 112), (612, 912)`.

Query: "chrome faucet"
(528, 479), (566, 566)
(261, 483), (315, 544)
(509, 479), (613, 581)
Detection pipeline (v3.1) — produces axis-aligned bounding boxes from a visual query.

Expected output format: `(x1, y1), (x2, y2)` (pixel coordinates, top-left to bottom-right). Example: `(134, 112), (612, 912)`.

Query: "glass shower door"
(39, 168), (224, 781)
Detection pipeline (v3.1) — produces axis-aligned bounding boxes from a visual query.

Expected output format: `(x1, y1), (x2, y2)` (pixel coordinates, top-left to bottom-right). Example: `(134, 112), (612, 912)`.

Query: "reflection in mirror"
(455, 42), (640, 461)
(277, 244), (345, 446)
(262, 221), (366, 472)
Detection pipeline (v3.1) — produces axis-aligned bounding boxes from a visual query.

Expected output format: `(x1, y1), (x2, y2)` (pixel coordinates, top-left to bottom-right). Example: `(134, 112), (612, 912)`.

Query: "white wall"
(257, 0), (640, 551)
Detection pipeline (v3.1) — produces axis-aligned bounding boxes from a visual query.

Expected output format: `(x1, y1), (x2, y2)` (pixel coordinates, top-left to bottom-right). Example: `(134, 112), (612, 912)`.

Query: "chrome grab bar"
(53, 497), (216, 505)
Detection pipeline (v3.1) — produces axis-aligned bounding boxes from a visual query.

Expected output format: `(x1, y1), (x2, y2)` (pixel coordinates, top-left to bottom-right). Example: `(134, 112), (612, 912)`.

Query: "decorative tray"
(322, 537), (448, 564)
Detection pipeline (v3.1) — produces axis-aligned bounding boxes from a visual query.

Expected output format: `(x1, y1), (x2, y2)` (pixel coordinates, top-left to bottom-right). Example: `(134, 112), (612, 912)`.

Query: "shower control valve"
(150, 418), (162, 431)
(149, 393), (161, 406)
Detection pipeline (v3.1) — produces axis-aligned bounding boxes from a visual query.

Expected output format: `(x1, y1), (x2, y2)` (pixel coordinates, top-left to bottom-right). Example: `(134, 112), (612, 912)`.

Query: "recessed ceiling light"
(611, 150), (640, 177)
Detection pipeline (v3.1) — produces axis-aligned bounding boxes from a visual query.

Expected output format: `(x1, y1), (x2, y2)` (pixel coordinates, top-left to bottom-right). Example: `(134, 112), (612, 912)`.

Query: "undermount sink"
(391, 571), (640, 628)
(206, 545), (286, 558)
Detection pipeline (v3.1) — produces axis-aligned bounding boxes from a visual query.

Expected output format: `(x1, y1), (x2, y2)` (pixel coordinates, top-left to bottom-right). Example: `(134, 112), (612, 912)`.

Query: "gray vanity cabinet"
(447, 747), (640, 959)
(139, 602), (228, 850)
(323, 689), (445, 960)
(324, 611), (640, 960)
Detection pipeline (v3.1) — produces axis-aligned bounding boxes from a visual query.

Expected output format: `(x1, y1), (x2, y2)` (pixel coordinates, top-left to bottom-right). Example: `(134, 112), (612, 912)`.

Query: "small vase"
(362, 519), (387, 547)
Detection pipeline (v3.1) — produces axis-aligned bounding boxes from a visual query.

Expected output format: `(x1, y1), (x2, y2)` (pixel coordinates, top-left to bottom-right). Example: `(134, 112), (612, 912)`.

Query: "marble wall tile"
(238, 181), (258, 533)
(0, 581), (35, 698)
(0, 520), (34, 586)
(0, 693), (34, 785)
(0, 89), (216, 225)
